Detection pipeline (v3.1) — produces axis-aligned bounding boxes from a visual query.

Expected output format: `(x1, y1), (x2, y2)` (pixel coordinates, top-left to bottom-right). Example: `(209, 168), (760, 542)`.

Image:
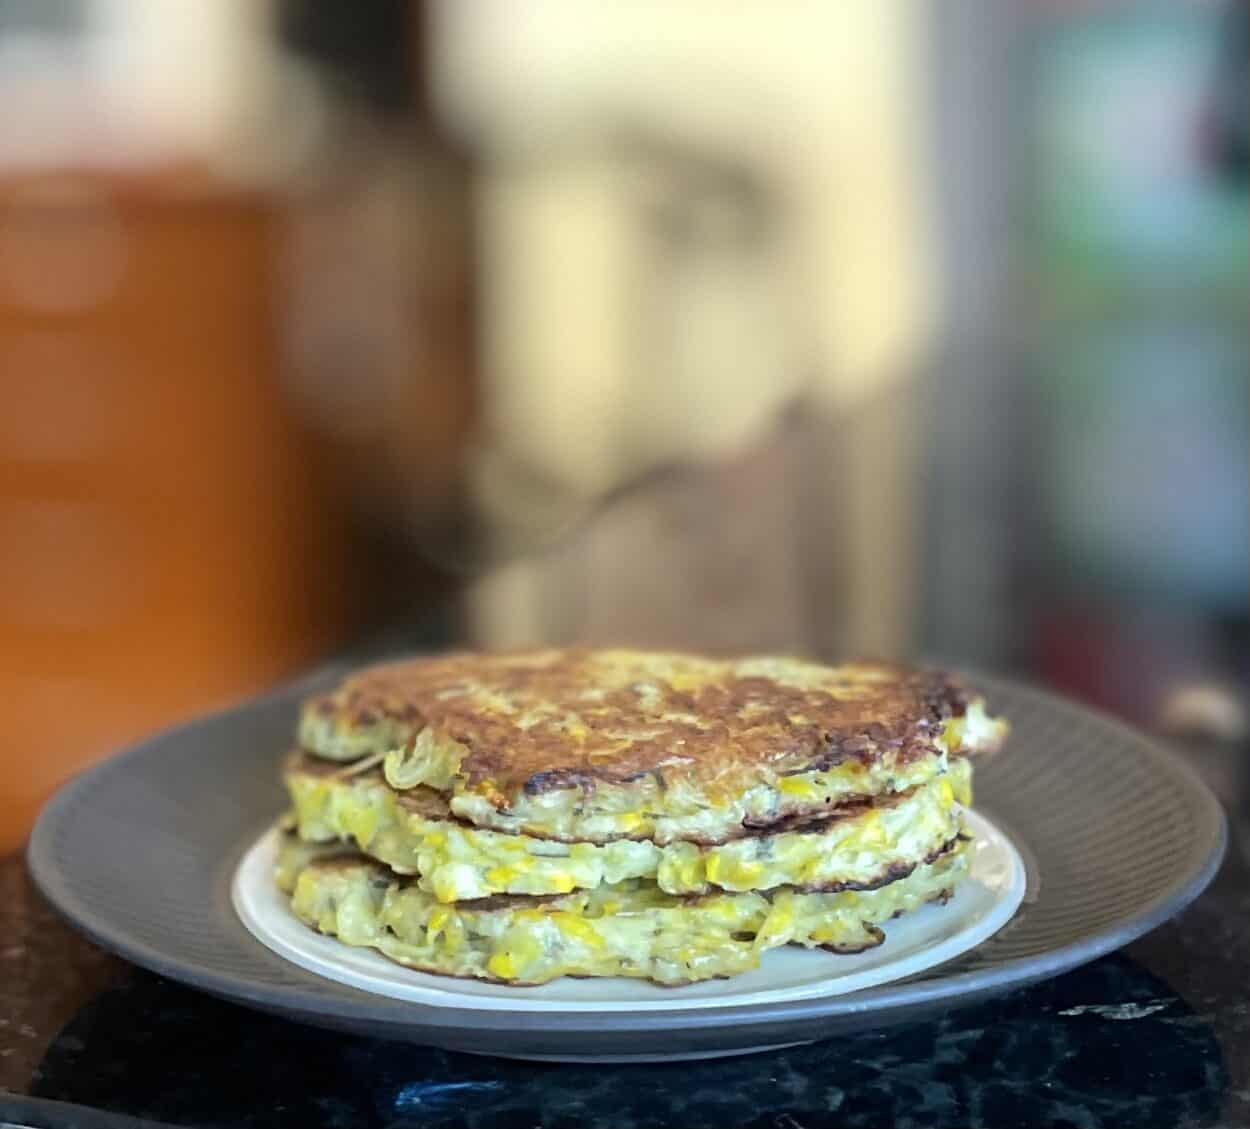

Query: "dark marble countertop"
(3, 738), (1248, 1129)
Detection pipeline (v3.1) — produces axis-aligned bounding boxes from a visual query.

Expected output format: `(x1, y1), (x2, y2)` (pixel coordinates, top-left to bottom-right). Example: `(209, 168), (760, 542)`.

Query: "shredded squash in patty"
(280, 837), (971, 986)
(299, 651), (1006, 844)
(280, 651), (1004, 986)
(286, 757), (970, 901)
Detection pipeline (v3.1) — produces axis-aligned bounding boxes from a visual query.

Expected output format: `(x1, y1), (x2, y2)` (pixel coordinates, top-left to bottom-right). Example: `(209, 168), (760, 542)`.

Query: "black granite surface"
(2, 738), (1248, 1129)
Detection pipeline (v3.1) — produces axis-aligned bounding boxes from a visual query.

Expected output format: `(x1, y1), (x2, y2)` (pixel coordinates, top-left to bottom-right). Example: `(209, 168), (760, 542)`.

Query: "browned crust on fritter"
(286, 750), (456, 820)
(283, 751), (940, 846)
(303, 649), (975, 800)
(819, 924), (887, 954)
(737, 788), (905, 836)
(814, 885), (955, 955)
(446, 891), (570, 912)
(733, 757), (975, 836)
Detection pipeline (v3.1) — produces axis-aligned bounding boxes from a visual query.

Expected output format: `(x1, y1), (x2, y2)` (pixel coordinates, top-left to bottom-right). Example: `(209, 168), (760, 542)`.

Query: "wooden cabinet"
(0, 172), (357, 850)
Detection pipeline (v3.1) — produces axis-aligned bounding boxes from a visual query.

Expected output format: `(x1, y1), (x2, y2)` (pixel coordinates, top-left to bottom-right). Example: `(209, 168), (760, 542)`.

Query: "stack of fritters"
(277, 649), (1007, 985)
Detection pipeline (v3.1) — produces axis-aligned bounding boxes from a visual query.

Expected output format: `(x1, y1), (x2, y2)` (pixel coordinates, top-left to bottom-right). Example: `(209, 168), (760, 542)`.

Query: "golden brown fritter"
(302, 649), (987, 784)
(283, 750), (967, 899)
(281, 834), (972, 986)
(297, 649), (1005, 844)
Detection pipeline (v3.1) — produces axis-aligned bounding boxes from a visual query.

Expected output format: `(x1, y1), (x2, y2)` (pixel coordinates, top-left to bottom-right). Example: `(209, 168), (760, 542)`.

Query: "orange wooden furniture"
(0, 171), (357, 852)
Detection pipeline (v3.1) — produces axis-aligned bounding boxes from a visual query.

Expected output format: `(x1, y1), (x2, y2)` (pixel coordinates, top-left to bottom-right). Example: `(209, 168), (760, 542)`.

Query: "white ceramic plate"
(231, 807), (1026, 1013)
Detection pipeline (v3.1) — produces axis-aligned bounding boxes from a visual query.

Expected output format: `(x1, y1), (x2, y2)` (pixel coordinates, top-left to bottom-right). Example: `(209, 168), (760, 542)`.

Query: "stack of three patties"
(277, 649), (1007, 986)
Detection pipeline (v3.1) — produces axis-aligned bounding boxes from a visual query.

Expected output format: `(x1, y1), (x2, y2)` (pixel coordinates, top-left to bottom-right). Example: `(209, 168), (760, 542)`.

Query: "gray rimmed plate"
(27, 668), (1226, 1061)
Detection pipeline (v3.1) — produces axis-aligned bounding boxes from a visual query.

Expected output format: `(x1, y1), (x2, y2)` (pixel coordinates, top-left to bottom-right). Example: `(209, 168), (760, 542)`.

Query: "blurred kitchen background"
(0, 0), (1245, 850)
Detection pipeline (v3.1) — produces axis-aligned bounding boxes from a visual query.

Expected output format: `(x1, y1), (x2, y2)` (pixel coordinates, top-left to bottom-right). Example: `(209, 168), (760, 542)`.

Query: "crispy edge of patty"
(286, 748), (953, 844)
(299, 651), (1004, 802)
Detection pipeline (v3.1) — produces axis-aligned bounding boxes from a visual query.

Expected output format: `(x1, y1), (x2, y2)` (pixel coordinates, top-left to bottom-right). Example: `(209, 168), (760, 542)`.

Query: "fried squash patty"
(280, 837), (971, 986)
(286, 754), (970, 901)
(299, 650), (1006, 844)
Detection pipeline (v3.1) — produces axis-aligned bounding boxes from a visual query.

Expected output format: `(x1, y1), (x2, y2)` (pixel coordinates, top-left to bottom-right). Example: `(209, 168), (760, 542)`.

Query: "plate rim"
(26, 671), (1228, 1037)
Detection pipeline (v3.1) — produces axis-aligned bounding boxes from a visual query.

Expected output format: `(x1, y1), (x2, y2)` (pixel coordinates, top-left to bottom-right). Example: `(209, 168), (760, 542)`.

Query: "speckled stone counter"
(3, 739), (1248, 1129)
